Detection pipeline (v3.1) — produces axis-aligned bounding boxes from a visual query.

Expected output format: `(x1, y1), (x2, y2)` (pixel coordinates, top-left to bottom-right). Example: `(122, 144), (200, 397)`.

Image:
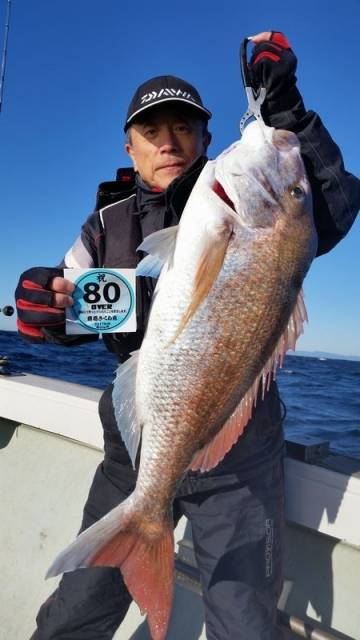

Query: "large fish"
(47, 121), (317, 639)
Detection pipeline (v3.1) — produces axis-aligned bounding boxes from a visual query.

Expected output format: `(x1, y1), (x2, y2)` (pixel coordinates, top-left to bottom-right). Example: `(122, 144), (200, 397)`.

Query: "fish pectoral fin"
(173, 218), (233, 341)
(137, 226), (179, 278)
(112, 350), (141, 469)
(190, 289), (308, 473)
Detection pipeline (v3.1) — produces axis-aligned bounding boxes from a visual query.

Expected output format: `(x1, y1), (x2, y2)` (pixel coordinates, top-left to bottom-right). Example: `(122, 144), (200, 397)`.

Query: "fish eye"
(290, 186), (304, 199)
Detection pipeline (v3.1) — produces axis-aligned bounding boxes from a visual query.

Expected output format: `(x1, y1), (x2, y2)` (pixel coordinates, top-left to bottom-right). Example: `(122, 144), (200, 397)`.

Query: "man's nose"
(158, 127), (180, 152)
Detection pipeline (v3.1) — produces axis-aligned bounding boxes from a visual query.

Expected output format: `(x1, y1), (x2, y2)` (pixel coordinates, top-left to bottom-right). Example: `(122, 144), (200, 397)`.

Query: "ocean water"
(1, 330), (359, 458)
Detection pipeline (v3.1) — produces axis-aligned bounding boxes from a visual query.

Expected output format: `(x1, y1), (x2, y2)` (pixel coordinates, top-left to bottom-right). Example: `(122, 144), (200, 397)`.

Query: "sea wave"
(1, 331), (359, 459)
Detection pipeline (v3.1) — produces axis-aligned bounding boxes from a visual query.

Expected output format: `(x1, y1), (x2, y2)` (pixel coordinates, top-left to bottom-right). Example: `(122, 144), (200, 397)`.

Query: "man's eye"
(144, 128), (157, 137)
(175, 124), (191, 133)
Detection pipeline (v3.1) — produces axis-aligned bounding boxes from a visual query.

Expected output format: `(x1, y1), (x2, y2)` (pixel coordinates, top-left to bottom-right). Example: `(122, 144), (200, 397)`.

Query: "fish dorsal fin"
(112, 350), (141, 469)
(136, 226), (178, 278)
(173, 216), (234, 341)
(189, 290), (307, 472)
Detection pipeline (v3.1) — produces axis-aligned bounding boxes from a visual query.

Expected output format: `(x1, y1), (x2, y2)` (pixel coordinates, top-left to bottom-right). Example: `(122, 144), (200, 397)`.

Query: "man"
(16, 32), (359, 640)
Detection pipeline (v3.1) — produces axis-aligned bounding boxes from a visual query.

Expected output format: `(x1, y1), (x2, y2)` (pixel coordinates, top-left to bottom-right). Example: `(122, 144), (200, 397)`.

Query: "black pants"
(31, 385), (285, 640)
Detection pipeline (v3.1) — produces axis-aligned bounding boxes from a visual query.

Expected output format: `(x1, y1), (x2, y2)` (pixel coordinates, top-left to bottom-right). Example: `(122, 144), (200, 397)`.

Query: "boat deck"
(0, 373), (359, 639)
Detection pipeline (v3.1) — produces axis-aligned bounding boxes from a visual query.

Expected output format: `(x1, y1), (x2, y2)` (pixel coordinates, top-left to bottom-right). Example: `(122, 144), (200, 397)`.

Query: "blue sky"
(0, 0), (359, 355)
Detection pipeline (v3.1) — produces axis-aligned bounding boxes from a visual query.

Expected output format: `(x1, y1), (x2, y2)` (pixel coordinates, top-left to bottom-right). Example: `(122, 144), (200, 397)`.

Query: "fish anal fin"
(190, 289), (308, 473)
(173, 219), (233, 341)
(112, 350), (141, 469)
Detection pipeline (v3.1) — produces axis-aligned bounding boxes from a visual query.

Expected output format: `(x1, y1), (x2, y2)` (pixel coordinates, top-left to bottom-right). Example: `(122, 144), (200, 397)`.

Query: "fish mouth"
(212, 172), (280, 229)
(212, 180), (236, 212)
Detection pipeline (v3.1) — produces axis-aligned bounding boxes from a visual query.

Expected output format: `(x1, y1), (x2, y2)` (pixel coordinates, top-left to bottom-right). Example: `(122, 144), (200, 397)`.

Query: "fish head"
(215, 122), (314, 231)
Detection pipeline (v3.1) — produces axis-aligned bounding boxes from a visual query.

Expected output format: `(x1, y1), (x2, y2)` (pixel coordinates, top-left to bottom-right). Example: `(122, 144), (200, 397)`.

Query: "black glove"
(15, 267), (65, 342)
(249, 31), (305, 118)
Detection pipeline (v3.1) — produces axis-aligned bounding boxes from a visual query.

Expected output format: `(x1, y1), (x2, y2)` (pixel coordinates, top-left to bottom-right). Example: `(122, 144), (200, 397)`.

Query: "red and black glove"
(249, 31), (305, 118)
(15, 267), (65, 342)
(15, 266), (99, 346)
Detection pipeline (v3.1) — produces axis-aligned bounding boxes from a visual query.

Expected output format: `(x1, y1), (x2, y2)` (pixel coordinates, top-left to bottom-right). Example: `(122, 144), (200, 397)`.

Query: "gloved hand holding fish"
(46, 33), (318, 640)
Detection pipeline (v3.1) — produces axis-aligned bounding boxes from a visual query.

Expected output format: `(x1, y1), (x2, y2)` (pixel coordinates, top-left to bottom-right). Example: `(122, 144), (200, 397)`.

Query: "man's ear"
(125, 141), (138, 171)
(203, 131), (212, 153)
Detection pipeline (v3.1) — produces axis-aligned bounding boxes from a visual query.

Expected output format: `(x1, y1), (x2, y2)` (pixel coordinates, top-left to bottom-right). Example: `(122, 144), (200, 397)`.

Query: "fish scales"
(46, 122), (317, 640)
(136, 230), (304, 499)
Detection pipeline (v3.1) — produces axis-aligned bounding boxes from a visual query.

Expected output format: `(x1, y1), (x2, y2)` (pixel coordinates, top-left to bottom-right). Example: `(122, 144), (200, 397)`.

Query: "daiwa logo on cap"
(124, 75), (212, 131)
(140, 88), (197, 105)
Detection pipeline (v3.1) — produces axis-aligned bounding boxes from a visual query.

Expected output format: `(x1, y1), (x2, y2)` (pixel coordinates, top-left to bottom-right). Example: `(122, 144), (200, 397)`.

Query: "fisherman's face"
(125, 105), (211, 190)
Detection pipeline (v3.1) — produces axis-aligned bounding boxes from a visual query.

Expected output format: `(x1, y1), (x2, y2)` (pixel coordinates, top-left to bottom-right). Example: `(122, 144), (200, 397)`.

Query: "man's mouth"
(157, 162), (185, 170)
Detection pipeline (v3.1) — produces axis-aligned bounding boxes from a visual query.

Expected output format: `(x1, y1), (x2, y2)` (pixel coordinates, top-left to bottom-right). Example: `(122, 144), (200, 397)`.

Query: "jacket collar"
(134, 155), (207, 219)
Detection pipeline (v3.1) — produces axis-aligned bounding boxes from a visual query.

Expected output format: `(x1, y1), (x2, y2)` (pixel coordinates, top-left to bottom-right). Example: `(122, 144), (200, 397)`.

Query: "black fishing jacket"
(64, 158), (208, 361)
(15, 105), (355, 477)
(63, 108), (359, 361)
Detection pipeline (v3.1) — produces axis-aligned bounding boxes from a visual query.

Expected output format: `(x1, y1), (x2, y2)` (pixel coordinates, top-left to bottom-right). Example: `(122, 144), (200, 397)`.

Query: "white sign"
(64, 268), (136, 334)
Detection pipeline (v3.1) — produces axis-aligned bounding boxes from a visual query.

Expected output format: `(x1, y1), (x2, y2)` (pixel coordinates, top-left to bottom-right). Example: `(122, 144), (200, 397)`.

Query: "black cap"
(124, 75), (212, 132)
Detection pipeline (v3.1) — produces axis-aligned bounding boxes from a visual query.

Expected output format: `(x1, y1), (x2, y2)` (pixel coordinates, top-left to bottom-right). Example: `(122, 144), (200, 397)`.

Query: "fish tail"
(46, 496), (174, 640)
